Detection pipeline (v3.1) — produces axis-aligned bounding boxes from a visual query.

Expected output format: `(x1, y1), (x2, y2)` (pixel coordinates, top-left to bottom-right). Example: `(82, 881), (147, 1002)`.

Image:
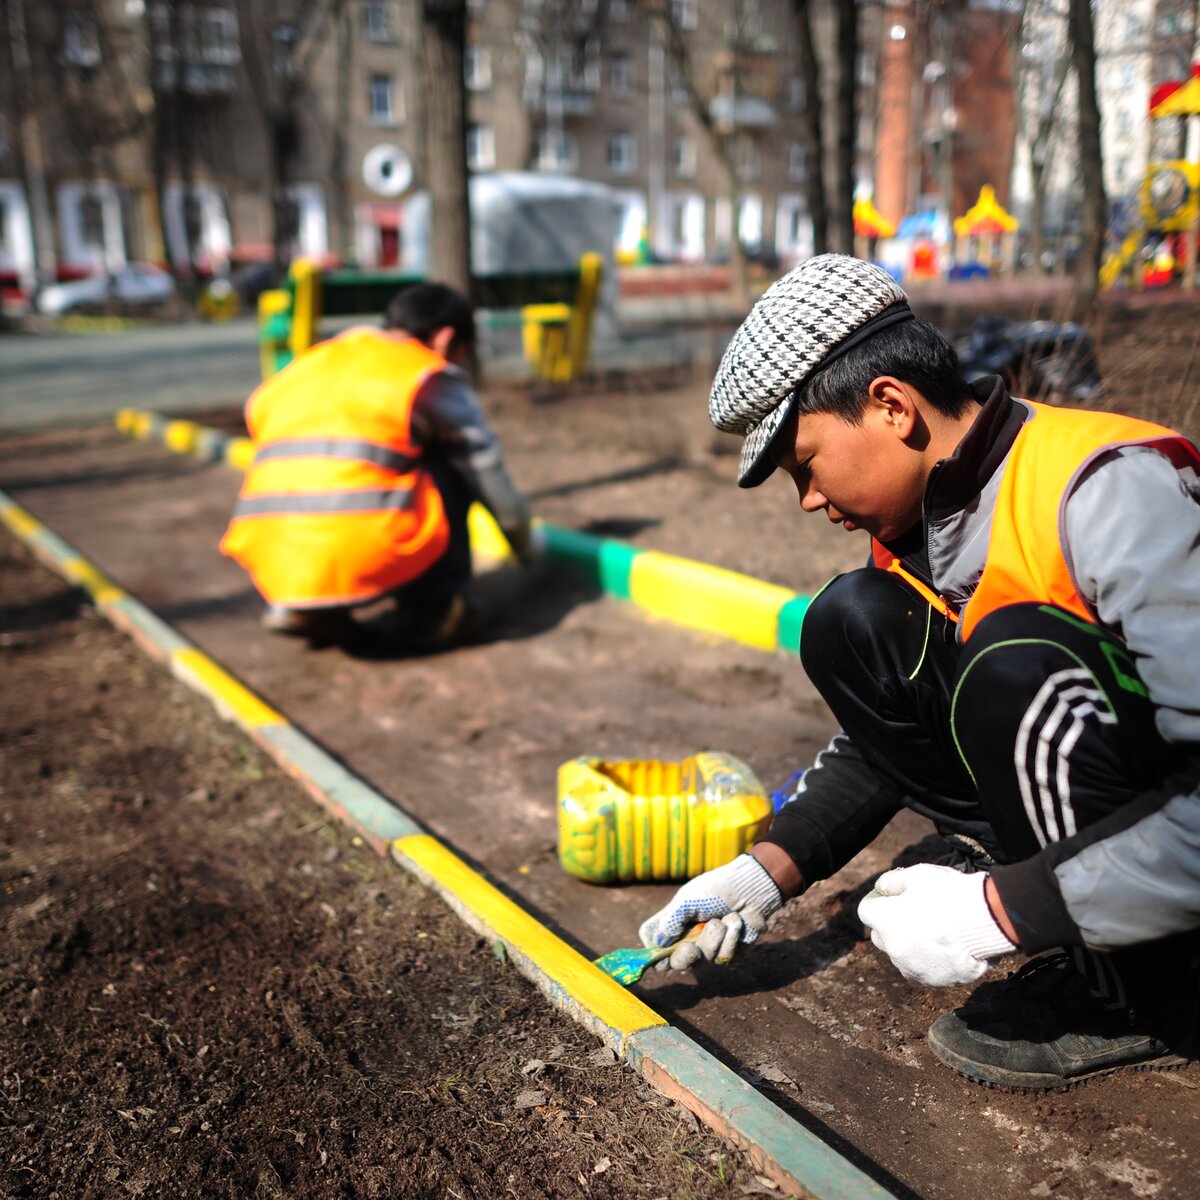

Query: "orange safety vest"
(220, 328), (451, 608)
(872, 402), (1200, 641)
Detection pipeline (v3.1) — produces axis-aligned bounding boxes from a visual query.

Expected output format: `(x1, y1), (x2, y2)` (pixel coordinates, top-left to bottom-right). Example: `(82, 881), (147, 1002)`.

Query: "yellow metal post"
(258, 289), (294, 380)
(565, 252), (603, 383)
(288, 258), (322, 356)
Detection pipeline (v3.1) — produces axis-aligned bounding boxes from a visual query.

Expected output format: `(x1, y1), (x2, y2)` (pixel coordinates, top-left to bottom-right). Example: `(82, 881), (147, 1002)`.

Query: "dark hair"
(797, 317), (971, 424)
(384, 283), (475, 349)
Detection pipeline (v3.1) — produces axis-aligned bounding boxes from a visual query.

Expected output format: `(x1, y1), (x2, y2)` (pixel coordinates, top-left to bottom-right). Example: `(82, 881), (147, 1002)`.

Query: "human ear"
(429, 326), (458, 359)
(866, 376), (918, 439)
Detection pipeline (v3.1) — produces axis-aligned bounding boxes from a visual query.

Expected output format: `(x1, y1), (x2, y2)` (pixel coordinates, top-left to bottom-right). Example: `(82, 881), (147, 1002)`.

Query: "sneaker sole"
(928, 1030), (1191, 1092)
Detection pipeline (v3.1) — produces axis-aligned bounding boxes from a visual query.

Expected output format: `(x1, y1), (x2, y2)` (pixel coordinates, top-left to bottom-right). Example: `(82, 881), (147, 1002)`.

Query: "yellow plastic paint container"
(557, 751), (771, 884)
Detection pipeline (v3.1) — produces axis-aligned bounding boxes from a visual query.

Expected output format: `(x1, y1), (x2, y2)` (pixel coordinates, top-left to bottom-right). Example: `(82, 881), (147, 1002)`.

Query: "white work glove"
(638, 854), (783, 972)
(857, 864), (1017, 988)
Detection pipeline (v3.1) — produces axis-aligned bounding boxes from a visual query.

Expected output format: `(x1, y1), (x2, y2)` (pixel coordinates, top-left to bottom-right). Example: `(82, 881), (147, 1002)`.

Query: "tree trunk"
(331, 3), (354, 266)
(792, 0), (827, 256)
(830, 0), (857, 255)
(1068, 0), (1104, 307)
(421, 0), (472, 299)
(1030, 157), (1046, 272)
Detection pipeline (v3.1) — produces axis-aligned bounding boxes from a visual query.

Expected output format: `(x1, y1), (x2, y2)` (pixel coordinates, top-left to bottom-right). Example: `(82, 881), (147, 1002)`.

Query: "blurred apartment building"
(0, 0), (890, 293)
(1, 0), (1193, 297)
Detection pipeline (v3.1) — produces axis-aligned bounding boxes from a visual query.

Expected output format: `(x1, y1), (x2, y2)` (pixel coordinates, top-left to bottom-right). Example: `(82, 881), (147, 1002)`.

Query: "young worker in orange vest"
(637, 255), (1200, 1090)
(221, 283), (534, 652)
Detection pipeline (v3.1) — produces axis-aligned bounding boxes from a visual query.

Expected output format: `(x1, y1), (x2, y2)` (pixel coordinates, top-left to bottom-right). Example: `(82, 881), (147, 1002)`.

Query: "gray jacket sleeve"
(411, 367), (531, 539)
(1034, 447), (1200, 950)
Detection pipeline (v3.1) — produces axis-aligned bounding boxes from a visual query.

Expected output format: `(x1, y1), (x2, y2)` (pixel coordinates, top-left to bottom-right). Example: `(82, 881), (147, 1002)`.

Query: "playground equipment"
(1101, 65), (1200, 291)
(256, 172), (619, 382)
(952, 185), (1020, 277)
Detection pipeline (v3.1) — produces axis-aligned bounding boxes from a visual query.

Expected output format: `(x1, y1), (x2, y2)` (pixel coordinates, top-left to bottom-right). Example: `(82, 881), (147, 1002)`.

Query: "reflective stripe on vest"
(960, 401), (1200, 641)
(233, 487), (415, 518)
(251, 438), (419, 474)
(219, 330), (453, 607)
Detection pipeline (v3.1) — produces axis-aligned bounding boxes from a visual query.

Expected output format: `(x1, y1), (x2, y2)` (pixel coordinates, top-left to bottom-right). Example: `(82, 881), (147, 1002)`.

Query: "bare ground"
(0, 536), (768, 1200)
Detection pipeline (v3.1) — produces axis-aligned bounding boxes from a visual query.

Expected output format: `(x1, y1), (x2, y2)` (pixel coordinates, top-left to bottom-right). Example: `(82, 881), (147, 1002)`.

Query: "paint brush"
(593, 923), (707, 986)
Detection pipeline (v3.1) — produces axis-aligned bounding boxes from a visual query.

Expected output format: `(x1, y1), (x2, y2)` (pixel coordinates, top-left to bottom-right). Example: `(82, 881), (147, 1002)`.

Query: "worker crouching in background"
(221, 284), (534, 654)
(638, 254), (1200, 1092)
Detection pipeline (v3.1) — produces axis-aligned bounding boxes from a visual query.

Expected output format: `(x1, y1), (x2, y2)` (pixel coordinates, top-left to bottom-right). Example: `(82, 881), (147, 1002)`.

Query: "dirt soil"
(2, 294), (1199, 1200)
(0, 535), (768, 1200)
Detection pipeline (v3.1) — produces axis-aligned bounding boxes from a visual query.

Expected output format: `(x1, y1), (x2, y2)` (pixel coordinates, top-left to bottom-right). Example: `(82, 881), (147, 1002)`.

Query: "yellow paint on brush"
(225, 438), (255, 471)
(169, 648), (286, 728)
(628, 552), (792, 652)
(394, 834), (665, 1039)
(164, 420), (199, 455)
(60, 557), (126, 605)
(0, 503), (44, 540)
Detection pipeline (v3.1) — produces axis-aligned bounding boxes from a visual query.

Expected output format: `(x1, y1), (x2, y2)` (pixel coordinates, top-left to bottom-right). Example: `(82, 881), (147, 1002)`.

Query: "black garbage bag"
(955, 315), (1104, 405)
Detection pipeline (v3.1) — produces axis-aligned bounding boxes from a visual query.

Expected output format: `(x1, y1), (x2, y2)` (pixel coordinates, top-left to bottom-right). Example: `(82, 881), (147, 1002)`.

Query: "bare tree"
(1067, 0), (1104, 304)
(1011, 0), (1072, 272)
(828, 0), (856, 254)
(790, 0), (828, 256)
(235, 0), (343, 276)
(650, 0), (776, 305)
(421, 0), (472, 297)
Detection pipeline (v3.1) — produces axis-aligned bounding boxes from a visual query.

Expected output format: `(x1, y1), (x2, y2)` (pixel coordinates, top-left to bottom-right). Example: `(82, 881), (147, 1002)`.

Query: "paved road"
(1, 319), (263, 433)
(0, 313), (738, 434)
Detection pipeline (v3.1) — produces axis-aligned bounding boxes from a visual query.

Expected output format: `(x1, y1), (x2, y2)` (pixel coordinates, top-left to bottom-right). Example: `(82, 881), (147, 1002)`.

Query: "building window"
(669, 66), (689, 106)
(609, 52), (632, 99)
(1125, 15), (1142, 41)
(1120, 62), (1136, 90)
(466, 123), (495, 170)
(609, 0), (629, 21)
(534, 131), (578, 172)
(789, 75), (806, 113)
(1116, 108), (1132, 138)
(788, 141), (806, 181)
(671, 0), (698, 32)
(465, 45), (491, 90)
(63, 12), (102, 67)
(608, 132), (636, 175)
(363, 0), (391, 41)
(369, 74), (399, 124)
(672, 136), (696, 178)
(1115, 157), (1127, 186)
(736, 135), (760, 181)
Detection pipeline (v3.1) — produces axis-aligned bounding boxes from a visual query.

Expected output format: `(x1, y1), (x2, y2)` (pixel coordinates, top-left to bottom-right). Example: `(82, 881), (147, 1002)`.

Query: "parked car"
(37, 262), (175, 316)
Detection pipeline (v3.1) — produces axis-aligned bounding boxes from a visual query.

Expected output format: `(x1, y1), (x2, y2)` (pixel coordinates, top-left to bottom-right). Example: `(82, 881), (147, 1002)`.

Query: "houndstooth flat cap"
(710, 254), (910, 488)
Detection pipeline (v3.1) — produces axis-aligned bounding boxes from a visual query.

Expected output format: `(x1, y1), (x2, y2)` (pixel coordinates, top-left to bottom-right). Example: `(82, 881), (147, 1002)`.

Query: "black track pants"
(801, 568), (1197, 1013)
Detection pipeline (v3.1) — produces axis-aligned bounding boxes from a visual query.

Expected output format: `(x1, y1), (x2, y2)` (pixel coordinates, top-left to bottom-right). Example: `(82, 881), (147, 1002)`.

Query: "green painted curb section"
(776, 595), (811, 654)
(256, 724), (424, 849)
(627, 1027), (890, 1200)
(106, 596), (194, 656)
(540, 523), (637, 599)
(113, 409), (813, 654)
(0, 488), (891, 1200)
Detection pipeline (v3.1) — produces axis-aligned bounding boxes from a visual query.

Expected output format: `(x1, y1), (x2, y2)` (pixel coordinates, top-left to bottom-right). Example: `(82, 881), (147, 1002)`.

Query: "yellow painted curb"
(59, 556), (127, 606)
(393, 834), (665, 1045)
(0, 504), (45, 540)
(169, 648), (286, 728)
(628, 552), (794, 652)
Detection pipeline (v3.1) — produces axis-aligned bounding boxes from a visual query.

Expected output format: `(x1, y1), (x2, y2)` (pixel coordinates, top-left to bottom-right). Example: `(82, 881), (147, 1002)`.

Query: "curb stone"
(0, 487), (891, 1199)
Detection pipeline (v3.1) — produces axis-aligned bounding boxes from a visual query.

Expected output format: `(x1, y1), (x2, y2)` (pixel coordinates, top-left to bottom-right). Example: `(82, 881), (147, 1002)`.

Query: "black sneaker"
(927, 952), (1193, 1091)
